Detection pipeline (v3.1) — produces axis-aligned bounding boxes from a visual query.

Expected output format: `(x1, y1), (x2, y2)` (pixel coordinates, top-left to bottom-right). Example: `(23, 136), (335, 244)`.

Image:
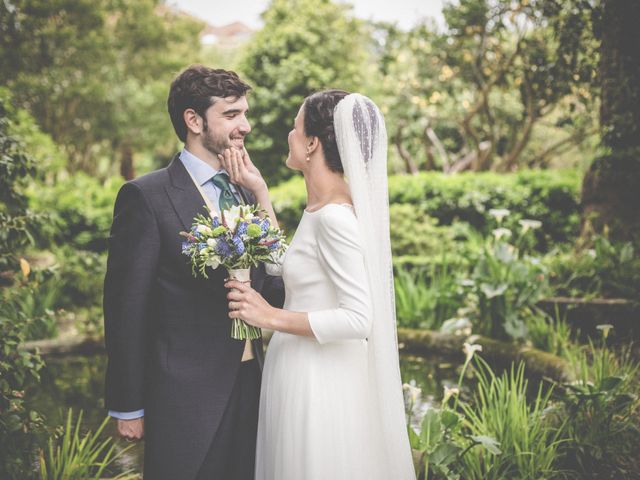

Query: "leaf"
(471, 435), (502, 455)
(420, 408), (443, 448)
(619, 243), (634, 263)
(408, 425), (422, 450)
(599, 376), (623, 392)
(440, 409), (461, 430)
(430, 442), (462, 466)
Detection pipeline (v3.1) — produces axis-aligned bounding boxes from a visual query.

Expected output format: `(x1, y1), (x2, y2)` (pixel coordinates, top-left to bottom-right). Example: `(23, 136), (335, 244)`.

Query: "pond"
(28, 353), (459, 476)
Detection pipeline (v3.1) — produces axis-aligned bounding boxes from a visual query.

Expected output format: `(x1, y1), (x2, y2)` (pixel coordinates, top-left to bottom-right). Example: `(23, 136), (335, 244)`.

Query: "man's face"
(200, 96), (251, 155)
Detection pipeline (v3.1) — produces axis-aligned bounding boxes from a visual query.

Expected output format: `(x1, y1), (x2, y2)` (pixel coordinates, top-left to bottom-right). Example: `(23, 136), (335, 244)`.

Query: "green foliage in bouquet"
(180, 205), (287, 277)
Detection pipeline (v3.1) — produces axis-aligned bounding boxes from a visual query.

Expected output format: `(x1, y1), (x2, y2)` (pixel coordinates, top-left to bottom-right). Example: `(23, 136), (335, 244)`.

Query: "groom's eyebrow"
(221, 108), (248, 115)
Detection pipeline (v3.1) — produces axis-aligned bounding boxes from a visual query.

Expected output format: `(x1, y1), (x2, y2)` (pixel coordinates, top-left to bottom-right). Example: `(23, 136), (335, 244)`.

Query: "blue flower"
(232, 235), (245, 255)
(251, 217), (261, 224)
(215, 239), (233, 257)
(268, 240), (280, 250)
(237, 221), (248, 236)
(181, 242), (191, 255)
(212, 216), (221, 228)
(198, 242), (207, 252)
(260, 219), (270, 235)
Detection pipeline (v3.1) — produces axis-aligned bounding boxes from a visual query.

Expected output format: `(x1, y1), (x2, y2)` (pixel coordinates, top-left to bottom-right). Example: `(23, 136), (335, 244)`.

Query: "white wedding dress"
(256, 94), (416, 480)
(256, 204), (379, 480)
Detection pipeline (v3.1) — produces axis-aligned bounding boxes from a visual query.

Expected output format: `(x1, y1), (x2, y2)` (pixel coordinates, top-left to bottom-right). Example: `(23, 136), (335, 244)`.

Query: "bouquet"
(180, 204), (286, 340)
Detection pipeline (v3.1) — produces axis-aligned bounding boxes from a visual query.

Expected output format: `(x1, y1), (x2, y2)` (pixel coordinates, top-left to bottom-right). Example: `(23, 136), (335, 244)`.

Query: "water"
(29, 353), (459, 475)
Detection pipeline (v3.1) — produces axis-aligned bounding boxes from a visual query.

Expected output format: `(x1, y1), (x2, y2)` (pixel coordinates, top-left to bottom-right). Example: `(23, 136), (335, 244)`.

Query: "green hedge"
(28, 173), (122, 252)
(271, 170), (582, 252)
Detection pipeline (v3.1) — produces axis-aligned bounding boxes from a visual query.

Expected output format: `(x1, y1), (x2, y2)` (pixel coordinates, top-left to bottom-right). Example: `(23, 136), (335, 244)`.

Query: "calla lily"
(463, 342), (483, 363)
(519, 219), (542, 233)
(402, 382), (422, 405)
(489, 208), (510, 223)
(596, 323), (614, 340)
(492, 227), (512, 241)
(442, 385), (460, 404)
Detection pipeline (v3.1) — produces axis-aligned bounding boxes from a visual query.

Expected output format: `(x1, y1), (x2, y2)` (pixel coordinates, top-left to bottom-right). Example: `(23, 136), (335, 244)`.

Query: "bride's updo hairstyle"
(303, 89), (350, 173)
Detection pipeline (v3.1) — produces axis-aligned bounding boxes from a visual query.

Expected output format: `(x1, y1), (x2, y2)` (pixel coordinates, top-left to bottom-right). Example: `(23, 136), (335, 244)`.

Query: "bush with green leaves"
(39, 409), (133, 480)
(270, 169), (581, 252)
(456, 214), (551, 341)
(545, 235), (640, 300)
(28, 173), (121, 253)
(394, 262), (465, 330)
(458, 359), (562, 480)
(554, 333), (640, 479)
(0, 87), (49, 478)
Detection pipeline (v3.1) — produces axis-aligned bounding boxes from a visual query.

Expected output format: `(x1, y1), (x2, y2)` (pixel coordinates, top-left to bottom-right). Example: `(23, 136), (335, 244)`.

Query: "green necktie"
(212, 172), (240, 211)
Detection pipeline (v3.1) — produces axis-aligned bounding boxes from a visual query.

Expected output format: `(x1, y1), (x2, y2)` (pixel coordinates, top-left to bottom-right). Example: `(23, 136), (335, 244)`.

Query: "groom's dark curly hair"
(168, 65), (251, 142)
(304, 89), (350, 173)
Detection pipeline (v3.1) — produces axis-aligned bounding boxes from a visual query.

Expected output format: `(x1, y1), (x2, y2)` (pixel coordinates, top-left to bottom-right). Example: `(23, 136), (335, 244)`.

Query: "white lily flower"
(402, 382), (422, 405)
(519, 219), (542, 233)
(442, 385), (460, 404)
(492, 227), (512, 241)
(463, 342), (483, 363)
(489, 208), (510, 223)
(205, 255), (221, 269)
(596, 323), (614, 339)
(223, 205), (243, 231)
(196, 224), (212, 235)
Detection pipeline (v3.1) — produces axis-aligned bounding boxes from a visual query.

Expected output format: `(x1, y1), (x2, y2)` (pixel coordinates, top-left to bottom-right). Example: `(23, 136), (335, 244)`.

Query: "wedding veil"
(334, 94), (416, 479)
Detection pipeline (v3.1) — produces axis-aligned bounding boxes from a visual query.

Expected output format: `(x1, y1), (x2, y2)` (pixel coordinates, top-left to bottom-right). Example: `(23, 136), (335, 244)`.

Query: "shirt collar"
(179, 148), (228, 186)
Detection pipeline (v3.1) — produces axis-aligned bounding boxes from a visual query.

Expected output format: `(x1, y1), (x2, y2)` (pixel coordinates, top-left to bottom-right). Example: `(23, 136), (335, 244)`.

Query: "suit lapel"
(165, 154), (209, 231)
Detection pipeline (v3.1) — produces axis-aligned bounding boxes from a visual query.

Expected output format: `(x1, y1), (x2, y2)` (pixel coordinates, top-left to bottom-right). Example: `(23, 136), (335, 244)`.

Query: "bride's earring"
(305, 148), (311, 162)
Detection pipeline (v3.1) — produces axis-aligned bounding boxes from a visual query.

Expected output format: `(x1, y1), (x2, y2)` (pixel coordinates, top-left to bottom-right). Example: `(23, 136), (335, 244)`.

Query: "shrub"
(270, 169), (581, 252)
(28, 173), (121, 253)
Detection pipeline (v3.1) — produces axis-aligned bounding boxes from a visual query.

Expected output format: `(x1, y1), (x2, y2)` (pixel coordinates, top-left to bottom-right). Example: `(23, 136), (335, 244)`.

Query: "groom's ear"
(184, 108), (203, 136)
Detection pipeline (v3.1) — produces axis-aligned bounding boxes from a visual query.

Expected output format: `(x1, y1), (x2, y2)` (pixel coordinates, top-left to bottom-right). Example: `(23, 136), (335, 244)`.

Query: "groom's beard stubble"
(202, 124), (245, 158)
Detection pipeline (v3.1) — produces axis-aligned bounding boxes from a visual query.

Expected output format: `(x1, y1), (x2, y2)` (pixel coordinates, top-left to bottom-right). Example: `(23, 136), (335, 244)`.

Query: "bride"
(224, 90), (416, 480)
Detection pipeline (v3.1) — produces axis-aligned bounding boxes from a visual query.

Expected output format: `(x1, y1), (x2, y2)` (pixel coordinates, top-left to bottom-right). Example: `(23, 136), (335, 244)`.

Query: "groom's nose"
(238, 116), (251, 135)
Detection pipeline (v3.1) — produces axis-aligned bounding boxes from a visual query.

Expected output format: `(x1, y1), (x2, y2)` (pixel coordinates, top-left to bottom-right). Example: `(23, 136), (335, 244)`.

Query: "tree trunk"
(120, 142), (136, 181)
(580, 0), (640, 244)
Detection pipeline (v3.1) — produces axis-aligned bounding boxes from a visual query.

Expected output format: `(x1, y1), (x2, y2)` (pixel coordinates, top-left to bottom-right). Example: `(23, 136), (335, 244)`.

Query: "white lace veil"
(334, 94), (416, 479)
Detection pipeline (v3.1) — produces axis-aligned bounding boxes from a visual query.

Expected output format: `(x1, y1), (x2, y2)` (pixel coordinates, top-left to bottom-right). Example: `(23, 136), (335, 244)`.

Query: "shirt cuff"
(109, 409), (144, 420)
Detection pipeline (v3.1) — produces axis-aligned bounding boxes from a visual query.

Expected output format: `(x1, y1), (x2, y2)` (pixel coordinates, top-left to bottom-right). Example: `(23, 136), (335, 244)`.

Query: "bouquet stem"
(228, 268), (262, 340)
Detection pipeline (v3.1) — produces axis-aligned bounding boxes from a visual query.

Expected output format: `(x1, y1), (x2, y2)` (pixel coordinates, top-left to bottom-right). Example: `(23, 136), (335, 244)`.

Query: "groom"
(103, 65), (283, 480)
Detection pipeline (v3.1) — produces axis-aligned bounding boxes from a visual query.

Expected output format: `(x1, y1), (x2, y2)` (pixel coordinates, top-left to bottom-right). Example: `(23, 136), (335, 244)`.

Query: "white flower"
(223, 205), (243, 231)
(463, 342), (483, 363)
(402, 382), (422, 405)
(207, 238), (217, 248)
(596, 323), (614, 339)
(205, 254), (221, 269)
(492, 227), (512, 241)
(519, 219), (542, 233)
(489, 208), (510, 223)
(442, 385), (460, 404)
(196, 224), (212, 235)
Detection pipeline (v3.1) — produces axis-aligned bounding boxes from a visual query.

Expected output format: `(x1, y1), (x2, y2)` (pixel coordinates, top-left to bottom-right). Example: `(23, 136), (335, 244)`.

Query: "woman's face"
(286, 104), (308, 171)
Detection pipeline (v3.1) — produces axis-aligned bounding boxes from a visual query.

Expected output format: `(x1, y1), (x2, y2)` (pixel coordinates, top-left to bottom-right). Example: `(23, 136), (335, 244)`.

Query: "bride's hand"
(218, 147), (267, 195)
(225, 280), (275, 328)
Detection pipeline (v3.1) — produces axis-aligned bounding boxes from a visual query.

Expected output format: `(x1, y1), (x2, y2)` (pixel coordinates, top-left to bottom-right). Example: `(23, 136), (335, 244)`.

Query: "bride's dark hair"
(303, 89), (350, 173)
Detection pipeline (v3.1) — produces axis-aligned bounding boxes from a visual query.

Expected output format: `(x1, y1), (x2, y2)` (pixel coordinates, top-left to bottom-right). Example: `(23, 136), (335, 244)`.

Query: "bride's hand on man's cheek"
(225, 280), (274, 328)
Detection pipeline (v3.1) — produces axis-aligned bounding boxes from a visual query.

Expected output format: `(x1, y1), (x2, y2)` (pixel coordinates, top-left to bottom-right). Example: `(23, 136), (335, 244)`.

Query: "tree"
(374, 0), (598, 173)
(238, 0), (372, 184)
(579, 0), (640, 244)
(1, 0), (203, 179)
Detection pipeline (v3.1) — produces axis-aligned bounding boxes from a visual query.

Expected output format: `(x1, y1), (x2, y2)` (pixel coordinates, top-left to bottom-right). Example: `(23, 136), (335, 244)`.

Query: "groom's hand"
(219, 147), (267, 195)
(117, 417), (144, 441)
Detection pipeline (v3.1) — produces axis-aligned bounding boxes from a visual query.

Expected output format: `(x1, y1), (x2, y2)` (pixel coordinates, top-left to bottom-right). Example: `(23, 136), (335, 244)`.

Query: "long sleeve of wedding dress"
(307, 205), (372, 344)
